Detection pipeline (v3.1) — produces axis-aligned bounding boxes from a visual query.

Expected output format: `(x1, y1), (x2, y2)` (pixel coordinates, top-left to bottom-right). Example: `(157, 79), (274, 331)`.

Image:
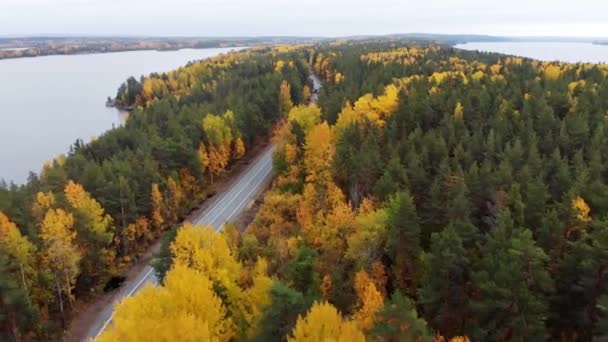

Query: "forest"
(2, 40), (608, 341)
(0, 45), (309, 340)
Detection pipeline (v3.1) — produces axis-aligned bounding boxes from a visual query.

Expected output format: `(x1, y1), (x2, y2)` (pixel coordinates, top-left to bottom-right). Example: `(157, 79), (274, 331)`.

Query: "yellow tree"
(247, 190), (301, 267)
(170, 224), (245, 333)
(202, 113), (233, 148)
(166, 177), (183, 223)
(347, 207), (387, 268)
(180, 168), (197, 198)
(303, 122), (334, 185)
(32, 191), (55, 222)
(234, 137), (246, 160)
(279, 80), (294, 115)
(171, 224), (241, 291)
(288, 104), (322, 135)
(198, 143), (210, 175)
(288, 302), (365, 342)
(39, 208), (81, 325)
(333, 84), (399, 138)
(543, 64), (562, 80)
(572, 195), (591, 222)
(298, 122), (343, 233)
(242, 258), (273, 338)
(454, 102), (464, 120)
(0, 211), (37, 306)
(320, 274), (333, 300)
(566, 195), (592, 239)
(95, 265), (233, 342)
(371, 84), (399, 116)
(353, 270), (384, 331)
(302, 85), (311, 101)
(124, 217), (151, 255)
(150, 183), (164, 231)
(208, 144), (229, 183)
(64, 180), (114, 284)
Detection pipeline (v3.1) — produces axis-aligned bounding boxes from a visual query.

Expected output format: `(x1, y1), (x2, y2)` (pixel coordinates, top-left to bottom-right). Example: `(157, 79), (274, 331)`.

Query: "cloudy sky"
(1, 0), (607, 37)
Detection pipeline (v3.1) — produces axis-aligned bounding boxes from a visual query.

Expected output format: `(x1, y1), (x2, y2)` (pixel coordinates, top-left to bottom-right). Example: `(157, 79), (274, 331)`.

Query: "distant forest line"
(1, 34), (606, 60)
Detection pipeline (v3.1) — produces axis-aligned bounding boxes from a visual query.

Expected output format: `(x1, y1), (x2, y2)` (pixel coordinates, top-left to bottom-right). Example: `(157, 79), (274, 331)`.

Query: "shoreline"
(0, 44), (252, 61)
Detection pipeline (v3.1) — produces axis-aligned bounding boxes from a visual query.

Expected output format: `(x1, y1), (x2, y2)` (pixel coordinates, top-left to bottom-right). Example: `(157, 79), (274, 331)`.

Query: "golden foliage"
(303, 122), (334, 185)
(572, 196), (591, 222)
(0, 211), (36, 269)
(303, 85), (311, 101)
(242, 258), (273, 338)
(95, 265), (233, 342)
(334, 84), (399, 137)
(234, 137), (246, 160)
(150, 183), (164, 230)
(334, 72), (344, 83)
(32, 191), (55, 222)
(279, 80), (294, 115)
(208, 144), (230, 178)
(203, 113), (233, 148)
(198, 143), (210, 174)
(353, 279), (384, 330)
(288, 302), (365, 342)
(543, 64), (562, 80)
(288, 104), (322, 134)
(64, 180), (113, 239)
(321, 274), (333, 300)
(39, 208), (81, 302)
(166, 177), (183, 222)
(454, 102), (464, 120)
(275, 60), (286, 72)
(171, 224), (241, 290)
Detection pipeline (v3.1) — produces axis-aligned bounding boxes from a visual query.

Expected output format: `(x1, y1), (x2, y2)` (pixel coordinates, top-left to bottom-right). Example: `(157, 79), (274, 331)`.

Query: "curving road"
(86, 70), (321, 341)
(86, 145), (275, 341)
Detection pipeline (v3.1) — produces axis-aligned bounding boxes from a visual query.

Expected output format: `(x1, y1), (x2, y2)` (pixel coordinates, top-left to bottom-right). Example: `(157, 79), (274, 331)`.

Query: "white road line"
(92, 267), (156, 339)
(91, 146), (275, 340)
(194, 147), (272, 225)
(201, 147), (274, 227)
(194, 147), (273, 226)
(206, 155), (273, 229)
(220, 163), (273, 227)
(213, 160), (272, 228)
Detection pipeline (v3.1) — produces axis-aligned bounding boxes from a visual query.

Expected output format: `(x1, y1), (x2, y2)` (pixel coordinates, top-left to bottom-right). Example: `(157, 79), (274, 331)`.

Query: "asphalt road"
(86, 145), (275, 341)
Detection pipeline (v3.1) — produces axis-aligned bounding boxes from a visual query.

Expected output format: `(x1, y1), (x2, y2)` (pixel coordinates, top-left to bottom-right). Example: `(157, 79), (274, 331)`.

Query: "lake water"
(0, 47), (241, 184)
(455, 42), (608, 64)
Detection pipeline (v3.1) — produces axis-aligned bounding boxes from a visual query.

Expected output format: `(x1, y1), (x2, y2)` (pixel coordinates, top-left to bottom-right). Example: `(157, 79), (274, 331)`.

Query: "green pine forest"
(2, 41), (608, 341)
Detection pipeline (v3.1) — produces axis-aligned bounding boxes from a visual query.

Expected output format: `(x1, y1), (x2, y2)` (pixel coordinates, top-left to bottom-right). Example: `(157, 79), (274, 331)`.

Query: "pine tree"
(370, 291), (433, 342)
(419, 226), (471, 338)
(471, 211), (554, 341)
(385, 191), (421, 293)
(255, 282), (307, 342)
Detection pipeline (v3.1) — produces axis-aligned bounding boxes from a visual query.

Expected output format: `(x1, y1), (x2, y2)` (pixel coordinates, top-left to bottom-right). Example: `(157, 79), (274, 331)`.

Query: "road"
(86, 70), (321, 341)
(86, 145), (275, 341)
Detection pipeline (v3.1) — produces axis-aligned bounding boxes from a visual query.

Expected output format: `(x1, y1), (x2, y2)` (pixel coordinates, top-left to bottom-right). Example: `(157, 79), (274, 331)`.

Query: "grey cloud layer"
(1, 0), (607, 37)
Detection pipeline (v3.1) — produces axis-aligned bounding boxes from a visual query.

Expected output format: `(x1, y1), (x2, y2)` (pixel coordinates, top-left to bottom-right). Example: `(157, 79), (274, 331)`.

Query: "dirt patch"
(64, 138), (271, 342)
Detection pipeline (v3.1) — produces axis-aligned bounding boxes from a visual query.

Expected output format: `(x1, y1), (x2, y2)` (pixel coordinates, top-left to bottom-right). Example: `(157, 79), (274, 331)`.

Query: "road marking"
(206, 154), (273, 229)
(92, 266), (156, 339)
(201, 147), (274, 227)
(90, 146), (275, 340)
(220, 163), (273, 227)
(194, 147), (273, 226)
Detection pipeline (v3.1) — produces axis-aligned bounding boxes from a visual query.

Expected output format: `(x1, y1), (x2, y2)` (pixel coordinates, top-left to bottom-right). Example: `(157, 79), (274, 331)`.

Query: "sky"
(1, 0), (607, 38)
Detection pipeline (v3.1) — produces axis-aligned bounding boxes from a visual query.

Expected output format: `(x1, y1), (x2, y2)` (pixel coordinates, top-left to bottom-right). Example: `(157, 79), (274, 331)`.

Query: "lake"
(455, 42), (608, 64)
(0, 47), (241, 184)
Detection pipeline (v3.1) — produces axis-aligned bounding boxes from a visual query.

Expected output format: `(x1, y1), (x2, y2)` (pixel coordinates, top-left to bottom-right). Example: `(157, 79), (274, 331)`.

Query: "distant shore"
(0, 43), (244, 60)
(0, 36), (322, 60)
